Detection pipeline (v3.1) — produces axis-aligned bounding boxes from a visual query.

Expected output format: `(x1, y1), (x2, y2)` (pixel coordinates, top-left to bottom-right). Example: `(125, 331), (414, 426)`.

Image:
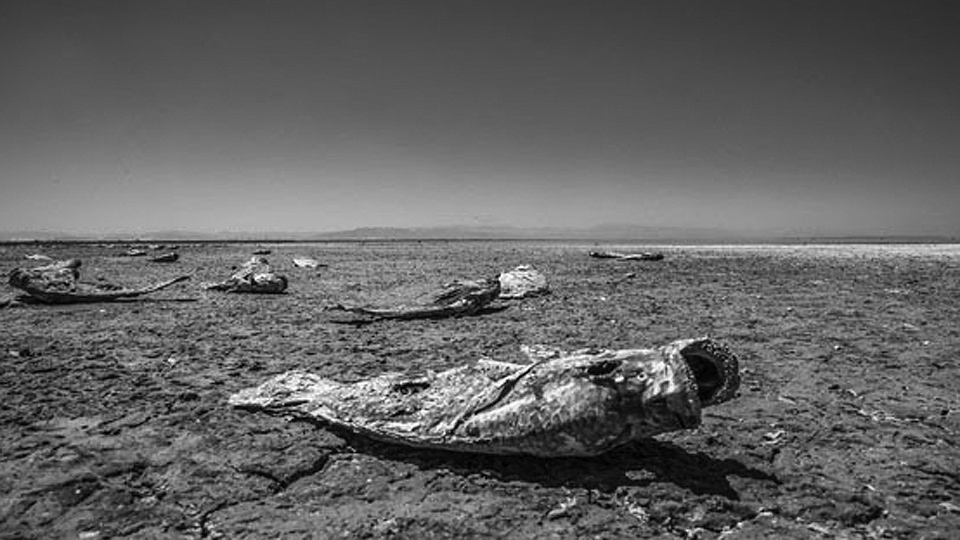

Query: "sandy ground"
(1, 241), (958, 539)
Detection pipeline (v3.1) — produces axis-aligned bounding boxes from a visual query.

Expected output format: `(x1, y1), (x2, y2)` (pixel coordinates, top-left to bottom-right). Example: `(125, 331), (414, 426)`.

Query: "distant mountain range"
(316, 224), (738, 241)
(1, 225), (956, 243)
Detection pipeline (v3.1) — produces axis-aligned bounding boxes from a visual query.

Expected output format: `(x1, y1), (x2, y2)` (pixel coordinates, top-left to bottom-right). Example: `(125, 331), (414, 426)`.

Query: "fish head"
(572, 339), (741, 434)
(675, 339), (741, 407)
(579, 349), (703, 431)
(7, 268), (28, 288)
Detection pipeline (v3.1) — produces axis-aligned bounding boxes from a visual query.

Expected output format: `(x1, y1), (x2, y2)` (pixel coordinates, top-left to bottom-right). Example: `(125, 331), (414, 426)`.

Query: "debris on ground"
(149, 252), (179, 263)
(7, 259), (190, 304)
(293, 257), (325, 269)
(546, 497), (579, 520)
(326, 277), (501, 321)
(24, 254), (53, 262)
(498, 265), (549, 298)
(589, 250), (665, 261)
(231, 338), (740, 457)
(121, 248), (147, 257)
(204, 256), (288, 294)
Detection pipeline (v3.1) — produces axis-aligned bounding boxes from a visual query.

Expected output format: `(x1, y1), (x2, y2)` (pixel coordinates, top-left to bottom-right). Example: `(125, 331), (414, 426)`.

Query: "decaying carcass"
(7, 259), (189, 304)
(230, 337), (740, 457)
(327, 277), (501, 321)
(204, 256), (288, 294)
(589, 250), (665, 261)
(292, 257), (324, 269)
(149, 252), (179, 263)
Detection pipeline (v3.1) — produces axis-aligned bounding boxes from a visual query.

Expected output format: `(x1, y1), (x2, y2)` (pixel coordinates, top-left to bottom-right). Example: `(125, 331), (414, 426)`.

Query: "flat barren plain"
(1, 241), (958, 539)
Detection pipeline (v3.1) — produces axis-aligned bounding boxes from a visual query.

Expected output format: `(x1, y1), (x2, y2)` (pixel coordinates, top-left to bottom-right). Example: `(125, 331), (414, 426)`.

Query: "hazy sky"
(1, 1), (958, 237)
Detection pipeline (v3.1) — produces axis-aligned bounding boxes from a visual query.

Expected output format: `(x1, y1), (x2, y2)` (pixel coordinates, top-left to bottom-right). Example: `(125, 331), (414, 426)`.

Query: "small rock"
(547, 497), (578, 520)
(763, 430), (785, 445)
(939, 501), (960, 513)
(623, 500), (649, 523)
(293, 257), (323, 269)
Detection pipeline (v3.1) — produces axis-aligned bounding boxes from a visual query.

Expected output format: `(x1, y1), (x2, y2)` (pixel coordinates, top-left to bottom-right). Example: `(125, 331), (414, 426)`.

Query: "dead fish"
(293, 257), (325, 269)
(327, 277), (501, 321)
(205, 256), (288, 294)
(8, 259), (189, 304)
(230, 337), (740, 457)
(589, 250), (664, 261)
(149, 252), (179, 263)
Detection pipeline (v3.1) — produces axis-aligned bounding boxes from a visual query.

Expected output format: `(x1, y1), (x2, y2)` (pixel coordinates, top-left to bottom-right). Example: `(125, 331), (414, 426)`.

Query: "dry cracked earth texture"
(1, 241), (958, 539)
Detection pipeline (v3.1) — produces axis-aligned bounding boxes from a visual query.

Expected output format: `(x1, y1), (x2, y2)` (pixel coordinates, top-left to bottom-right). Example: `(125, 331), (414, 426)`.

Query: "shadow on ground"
(301, 419), (779, 498)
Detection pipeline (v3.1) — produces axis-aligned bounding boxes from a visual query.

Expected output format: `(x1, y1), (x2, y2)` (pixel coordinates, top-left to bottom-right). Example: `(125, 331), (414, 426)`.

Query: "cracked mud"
(2, 242), (958, 539)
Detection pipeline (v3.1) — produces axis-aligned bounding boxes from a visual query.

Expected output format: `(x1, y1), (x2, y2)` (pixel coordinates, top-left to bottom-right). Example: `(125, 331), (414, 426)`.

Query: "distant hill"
(315, 224), (741, 241)
(1, 225), (956, 244)
(0, 225), (725, 242)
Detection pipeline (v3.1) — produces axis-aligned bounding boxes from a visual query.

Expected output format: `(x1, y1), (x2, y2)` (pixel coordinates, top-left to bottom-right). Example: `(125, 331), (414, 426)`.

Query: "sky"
(1, 0), (958, 238)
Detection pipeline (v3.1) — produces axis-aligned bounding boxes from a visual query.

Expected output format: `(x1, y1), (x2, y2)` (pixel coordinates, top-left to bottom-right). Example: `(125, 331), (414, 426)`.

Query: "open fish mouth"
(679, 339), (740, 407)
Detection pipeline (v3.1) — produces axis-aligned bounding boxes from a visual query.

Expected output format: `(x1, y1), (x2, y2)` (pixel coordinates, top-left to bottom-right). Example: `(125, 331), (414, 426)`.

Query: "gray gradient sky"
(1, 1), (958, 237)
